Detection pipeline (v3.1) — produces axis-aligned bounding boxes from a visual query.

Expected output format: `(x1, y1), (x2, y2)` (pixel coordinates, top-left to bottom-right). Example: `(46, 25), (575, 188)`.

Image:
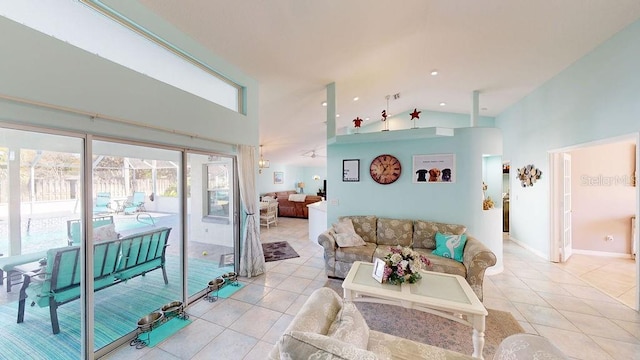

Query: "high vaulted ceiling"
(104, 1), (640, 166)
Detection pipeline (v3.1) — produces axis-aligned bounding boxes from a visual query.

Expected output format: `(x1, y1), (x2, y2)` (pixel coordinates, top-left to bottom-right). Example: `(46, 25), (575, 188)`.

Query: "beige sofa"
(317, 215), (497, 301)
(269, 287), (568, 360)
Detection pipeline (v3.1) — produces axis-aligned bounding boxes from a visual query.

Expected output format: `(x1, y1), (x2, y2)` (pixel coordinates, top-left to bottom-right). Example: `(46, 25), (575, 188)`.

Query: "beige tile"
(139, 348), (181, 360)
(533, 325), (615, 360)
(230, 283), (272, 304)
(191, 329), (257, 360)
(247, 271), (288, 288)
(612, 318), (640, 341)
(500, 287), (550, 306)
(292, 265), (323, 280)
(583, 299), (640, 323)
(514, 303), (578, 331)
(243, 341), (276, 360)
(520, 278), (572, 296)
(158, 318), (225, 359)
(229, 306), (283, 339)
(201, 298), (253, 328)
(255, 288), (299, 312)
(536, 292), (601, 316)
(261, 313), (295, 344)
(285, 294), (310, 316)
(559, 310), (638, 343)
(275, 276), (312, 293)
(591, 335), (640, 360)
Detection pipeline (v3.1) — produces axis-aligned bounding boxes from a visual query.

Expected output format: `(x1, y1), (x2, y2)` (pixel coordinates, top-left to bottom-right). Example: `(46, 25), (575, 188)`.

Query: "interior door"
(562, 152), (573, 261)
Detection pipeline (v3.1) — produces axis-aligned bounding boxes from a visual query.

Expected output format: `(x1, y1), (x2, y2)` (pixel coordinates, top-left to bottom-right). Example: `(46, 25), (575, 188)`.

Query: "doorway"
(549, 134), (639, 310)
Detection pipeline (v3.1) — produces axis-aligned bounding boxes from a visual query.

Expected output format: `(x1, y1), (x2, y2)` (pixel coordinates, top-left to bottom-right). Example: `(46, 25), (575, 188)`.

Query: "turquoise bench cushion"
(0, 251), (47, 271)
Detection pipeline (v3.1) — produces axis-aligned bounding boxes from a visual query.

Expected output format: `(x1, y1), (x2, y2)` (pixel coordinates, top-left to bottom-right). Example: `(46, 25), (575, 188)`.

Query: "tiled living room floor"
(103, 217), (640, 360)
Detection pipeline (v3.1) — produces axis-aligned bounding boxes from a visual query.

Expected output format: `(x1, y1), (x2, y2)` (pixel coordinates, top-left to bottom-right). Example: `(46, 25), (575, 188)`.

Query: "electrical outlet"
(606, 235), (614, 242)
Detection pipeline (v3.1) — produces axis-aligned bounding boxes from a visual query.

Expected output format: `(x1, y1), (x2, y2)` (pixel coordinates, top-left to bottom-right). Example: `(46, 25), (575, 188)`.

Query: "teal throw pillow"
(432, 232), (467, 262)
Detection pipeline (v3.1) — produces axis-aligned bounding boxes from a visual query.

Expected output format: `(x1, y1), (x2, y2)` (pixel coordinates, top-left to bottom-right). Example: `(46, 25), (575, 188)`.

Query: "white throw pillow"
(332, 219), (366, 247)
(93, 224), (119, 242)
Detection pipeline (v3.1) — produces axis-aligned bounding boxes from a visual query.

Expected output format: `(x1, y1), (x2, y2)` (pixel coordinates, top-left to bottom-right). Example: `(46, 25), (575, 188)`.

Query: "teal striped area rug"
(0, 256), (242, 359)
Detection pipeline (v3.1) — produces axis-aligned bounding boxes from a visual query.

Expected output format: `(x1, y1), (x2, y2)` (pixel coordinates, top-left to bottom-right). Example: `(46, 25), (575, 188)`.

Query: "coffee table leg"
(471, 314), (486, 359)
(343, 288), (353, 301)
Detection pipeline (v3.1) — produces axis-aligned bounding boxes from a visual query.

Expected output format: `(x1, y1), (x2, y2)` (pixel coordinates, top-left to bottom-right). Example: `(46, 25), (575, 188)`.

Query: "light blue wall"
(349, 109), (495, 134)
(496, 19), (640, 256)
(258, 164), (326, 195)
(0, 16), (259, 151)
(327, 126), (504, 270)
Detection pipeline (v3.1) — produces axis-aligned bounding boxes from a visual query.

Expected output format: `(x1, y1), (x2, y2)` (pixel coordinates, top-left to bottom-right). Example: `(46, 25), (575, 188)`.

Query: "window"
(205, 158), (231, 219)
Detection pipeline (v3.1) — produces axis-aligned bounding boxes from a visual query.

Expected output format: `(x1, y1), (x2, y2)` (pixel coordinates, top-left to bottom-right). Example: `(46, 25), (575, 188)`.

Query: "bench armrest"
(462, 236), (497, 301)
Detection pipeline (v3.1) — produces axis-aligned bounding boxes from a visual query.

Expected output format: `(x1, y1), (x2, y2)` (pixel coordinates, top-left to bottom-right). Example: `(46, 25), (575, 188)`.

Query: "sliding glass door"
(0, 127), (84, 358)
(186, 153), (237, 298)
(0, 125), (239, 358)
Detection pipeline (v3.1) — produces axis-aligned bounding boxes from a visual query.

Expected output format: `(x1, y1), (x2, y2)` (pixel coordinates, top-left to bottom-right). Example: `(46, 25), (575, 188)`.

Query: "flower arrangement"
(382, 246), (431, 285)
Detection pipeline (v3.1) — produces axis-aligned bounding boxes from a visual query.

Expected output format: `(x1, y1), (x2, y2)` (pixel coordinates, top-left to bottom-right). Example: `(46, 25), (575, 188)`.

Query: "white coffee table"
(342, 261), (488, 359)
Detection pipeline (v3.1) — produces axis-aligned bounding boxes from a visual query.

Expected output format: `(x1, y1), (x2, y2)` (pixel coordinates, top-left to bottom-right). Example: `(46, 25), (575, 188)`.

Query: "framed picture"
(413, 154), (456, 183)
(372, 258), (385, 283)
(273, 171), (284, 184)
(343, 159), (360, 182)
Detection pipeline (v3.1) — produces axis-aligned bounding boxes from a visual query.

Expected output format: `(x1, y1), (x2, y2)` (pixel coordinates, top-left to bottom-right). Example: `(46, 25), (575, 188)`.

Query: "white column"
(326, 82), (336, 139)
(470, 90), (479, 127)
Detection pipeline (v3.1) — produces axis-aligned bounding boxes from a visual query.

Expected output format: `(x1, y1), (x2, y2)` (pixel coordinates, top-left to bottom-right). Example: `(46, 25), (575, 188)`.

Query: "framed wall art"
(273, 171), (284, 184)
(413, 154), (456, 183)
(343, 159), (360, 182)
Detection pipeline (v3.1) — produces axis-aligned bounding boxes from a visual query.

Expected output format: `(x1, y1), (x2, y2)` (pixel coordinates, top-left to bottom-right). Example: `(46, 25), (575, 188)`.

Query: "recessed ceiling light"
(439, 102), (446, 106)
(336, 114), (340, 117)
(430, 70), (439, 76)
(353, 97), (359, 101)
(365, 117), (370, 121)
(321, 101), (327, 107)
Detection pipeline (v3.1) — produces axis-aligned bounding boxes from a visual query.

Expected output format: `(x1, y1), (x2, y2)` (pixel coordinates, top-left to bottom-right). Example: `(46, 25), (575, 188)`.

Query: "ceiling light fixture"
(353, 96), (359, 101)
(430, 70), (439, 76)
(258, 145), (270, 174)
(439, 102), (446, 106)
(321, 101), (327, 107)
(336, 114), (340, 117)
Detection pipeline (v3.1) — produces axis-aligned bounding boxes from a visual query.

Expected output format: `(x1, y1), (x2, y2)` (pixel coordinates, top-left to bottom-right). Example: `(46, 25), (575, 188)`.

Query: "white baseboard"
(572, 248), (634, 259)
(508, 235), (550, 261)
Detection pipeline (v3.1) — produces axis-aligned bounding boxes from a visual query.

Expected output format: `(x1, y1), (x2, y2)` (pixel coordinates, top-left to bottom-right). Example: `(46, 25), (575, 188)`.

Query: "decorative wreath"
(517, 164), (542, 187)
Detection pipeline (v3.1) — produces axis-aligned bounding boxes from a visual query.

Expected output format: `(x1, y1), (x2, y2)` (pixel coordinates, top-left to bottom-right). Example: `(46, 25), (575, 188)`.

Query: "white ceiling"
(109, 0), (640, 166)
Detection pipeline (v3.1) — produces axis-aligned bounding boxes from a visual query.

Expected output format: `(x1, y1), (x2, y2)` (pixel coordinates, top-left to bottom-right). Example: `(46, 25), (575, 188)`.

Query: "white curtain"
(237, 144), (265, 277)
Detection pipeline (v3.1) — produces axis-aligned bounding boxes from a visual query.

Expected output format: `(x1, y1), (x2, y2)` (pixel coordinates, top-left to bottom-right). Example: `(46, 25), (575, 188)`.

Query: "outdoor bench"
(0, 215), (116, 293)
(17, 226), (171, 334)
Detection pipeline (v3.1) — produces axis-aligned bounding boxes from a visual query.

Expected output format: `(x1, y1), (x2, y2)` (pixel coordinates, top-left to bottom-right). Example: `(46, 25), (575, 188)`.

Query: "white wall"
(0, 16), (259, 151)
(571, 141), (636, 254)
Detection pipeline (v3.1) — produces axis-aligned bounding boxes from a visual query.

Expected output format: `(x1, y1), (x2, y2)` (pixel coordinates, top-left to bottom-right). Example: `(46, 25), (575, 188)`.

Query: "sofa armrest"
(317, 229), (337, 254)
(461, 236), (497, 301)
(268, 288), (343, 359)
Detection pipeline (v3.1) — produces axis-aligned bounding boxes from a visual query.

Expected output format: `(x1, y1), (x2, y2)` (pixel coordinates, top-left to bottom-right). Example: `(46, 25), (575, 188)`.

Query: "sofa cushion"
(327, 302), (370, 350)
(413, 221), (467, 250)
(280, 331), (379, 360)
(413, 249), (467, 278)
(340, 216), (378, 243)
(333, 219), (366, 248)
(376, 218), (413, 247)
(432, 233), (468, 262)
(336, 243), (376, 263)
